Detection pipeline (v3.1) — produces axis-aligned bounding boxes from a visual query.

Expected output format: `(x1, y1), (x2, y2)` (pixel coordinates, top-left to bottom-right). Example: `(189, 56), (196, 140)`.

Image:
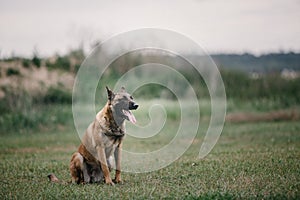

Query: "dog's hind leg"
(82, 162), (91, 183)
(70, 152), (85, 184)
(90, 165), (103, 183)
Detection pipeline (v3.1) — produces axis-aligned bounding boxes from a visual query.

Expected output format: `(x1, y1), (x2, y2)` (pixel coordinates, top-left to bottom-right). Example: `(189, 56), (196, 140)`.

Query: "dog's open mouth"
(123, 110), (137, 124)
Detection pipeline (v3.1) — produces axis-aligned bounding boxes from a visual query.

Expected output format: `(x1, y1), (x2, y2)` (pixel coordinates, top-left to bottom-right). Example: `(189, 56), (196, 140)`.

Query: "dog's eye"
(130, 96), (133, 100)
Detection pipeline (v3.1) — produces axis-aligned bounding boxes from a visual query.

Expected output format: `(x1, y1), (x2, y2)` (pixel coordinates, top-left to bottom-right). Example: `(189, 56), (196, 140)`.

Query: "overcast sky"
(0, 0), (299, 57)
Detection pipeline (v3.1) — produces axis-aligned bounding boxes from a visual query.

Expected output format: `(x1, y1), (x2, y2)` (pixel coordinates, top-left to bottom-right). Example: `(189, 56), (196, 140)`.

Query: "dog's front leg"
(97, 146), (114, 185)
(114, 143), (122, 183)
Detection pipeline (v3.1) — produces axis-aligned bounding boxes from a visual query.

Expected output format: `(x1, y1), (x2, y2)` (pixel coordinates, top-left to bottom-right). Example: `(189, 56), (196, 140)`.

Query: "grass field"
(0, 100), (299, 199)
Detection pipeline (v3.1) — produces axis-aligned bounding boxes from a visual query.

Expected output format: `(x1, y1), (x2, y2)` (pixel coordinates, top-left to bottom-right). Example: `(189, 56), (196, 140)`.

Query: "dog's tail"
(47, 173), (70, 184)
(47, 173), (59, 182)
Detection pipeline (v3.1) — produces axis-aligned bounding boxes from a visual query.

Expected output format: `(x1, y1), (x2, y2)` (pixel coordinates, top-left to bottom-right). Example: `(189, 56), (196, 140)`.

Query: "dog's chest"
(102, 136), (122, 156)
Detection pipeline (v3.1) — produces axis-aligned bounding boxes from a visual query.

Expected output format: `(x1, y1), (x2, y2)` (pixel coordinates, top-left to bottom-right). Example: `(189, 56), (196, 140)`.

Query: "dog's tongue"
(123, 110), (137, 124)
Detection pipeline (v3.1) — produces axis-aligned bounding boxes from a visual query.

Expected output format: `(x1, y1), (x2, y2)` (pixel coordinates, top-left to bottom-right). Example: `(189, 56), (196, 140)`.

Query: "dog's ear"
(106, 86), (115, 102)
(120, 86), (126, 93)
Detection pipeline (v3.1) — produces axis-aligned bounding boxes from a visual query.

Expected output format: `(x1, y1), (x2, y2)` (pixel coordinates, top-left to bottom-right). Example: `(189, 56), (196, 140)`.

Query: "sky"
(0, 0), (299, 57)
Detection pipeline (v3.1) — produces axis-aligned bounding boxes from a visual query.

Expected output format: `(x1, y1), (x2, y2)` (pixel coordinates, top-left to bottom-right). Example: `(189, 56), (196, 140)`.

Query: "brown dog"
(49, 86), (138, 185)
(70, 86), (138, 185)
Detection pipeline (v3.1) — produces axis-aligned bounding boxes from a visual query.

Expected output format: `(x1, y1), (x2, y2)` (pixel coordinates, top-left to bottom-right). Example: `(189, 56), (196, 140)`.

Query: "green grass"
(0, 100), (299, 199)
(0, 125), (299, 199)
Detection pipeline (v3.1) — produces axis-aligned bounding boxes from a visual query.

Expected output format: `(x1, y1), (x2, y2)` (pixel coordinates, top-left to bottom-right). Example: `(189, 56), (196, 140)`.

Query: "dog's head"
(106, 86), (138, 124)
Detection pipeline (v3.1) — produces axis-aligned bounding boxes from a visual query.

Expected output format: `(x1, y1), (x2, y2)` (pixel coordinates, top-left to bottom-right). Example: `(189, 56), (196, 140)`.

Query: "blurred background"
(1, 1), (300, 198)
(0, 0), (299, 133)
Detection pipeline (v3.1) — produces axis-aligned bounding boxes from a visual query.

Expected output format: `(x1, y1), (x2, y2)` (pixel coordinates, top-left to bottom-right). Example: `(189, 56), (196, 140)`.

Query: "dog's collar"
(100, 103), (125, 137)
(104, 127), (124, 138)
(98, 118), (125, 138)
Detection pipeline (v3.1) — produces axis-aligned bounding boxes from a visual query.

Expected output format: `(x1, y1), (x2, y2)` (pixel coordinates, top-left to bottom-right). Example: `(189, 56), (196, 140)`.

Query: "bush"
(43, 87), (72, 104)
(55, 56), (70, 71)
(0, 86), (72, 134)
(0, 99), (10, 113)
(32, 56), (41, 68)
(46, 56), (70, 71)
(0, 105), (72, 134)
(22, 59), (31, 68)
(6, 68), (20, 76)
(220, 69), (300, 106)
(0, 86), (32, 114)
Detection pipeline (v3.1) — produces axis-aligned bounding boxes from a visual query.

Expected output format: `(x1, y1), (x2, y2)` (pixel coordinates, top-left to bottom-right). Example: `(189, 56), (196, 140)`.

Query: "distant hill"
(211, 52), (300, 73)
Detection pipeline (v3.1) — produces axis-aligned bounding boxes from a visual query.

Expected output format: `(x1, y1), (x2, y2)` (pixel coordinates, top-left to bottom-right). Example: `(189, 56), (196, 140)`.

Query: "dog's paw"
(105, 178), (115, 186)
(113, 178), (123, 184)
(106, 181), (115, 186)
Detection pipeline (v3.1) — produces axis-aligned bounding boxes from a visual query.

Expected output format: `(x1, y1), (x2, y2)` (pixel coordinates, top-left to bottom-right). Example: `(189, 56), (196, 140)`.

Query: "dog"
(49, 86), (138, 185)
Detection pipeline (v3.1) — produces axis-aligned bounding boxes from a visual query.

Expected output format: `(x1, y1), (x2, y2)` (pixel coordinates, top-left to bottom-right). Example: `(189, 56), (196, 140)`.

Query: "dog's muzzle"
(129, 102), (139, 110)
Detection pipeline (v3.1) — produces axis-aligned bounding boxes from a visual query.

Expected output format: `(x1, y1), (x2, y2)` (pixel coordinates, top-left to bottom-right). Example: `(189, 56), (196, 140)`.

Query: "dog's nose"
(132, 103), (139, 110)
(130, 102), (139, 110)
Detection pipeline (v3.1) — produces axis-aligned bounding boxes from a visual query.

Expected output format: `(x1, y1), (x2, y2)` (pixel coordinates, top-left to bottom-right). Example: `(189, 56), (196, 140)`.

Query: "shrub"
(46, 56), (70, 71)
(219, 69), (300, 106)
(0, 86), (72, 133)
(0, 99), (10, 113)
(0, 105), (73, 134)
(32, 56), (41, 68)
(56, 56), (70, 71)
(0, 86), (32, 113)
(43, 87), (72, 104)
(22, 59), (31, 68)
(6, 68), (20, 76)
